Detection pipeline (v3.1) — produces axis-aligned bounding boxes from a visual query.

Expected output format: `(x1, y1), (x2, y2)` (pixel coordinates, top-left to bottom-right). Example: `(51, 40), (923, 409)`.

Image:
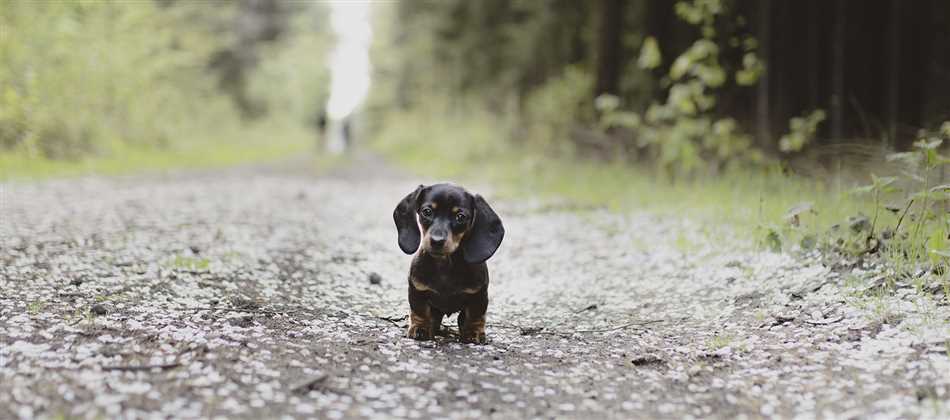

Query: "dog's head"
(393, 183), (504, 263)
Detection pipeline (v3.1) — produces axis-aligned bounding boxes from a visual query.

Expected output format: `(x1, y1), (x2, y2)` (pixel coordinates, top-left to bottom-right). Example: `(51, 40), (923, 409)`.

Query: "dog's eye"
(420, 207), (433, 218)
(455, 213), (467, 223)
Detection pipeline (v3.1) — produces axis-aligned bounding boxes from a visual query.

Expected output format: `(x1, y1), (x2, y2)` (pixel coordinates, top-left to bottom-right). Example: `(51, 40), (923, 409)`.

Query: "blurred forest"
(0, 0), (330, 163)
(3, 0), (950, 181)
(369, 0), (950, 176)
(1, 0), (948, 277)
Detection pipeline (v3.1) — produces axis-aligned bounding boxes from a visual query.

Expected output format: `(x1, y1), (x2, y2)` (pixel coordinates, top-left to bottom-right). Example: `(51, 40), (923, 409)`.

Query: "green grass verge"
(169, 255), (211, 271)
(369, 105), (911, 257)
(0, 122), (319, 182)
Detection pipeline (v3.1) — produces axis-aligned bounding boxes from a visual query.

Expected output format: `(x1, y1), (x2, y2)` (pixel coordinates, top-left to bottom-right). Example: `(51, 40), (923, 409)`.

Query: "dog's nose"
(430, 234), (446, 249)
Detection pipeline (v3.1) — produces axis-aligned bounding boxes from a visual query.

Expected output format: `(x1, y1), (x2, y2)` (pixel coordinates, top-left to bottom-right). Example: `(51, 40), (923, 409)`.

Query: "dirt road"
(2, 159), (949, 419)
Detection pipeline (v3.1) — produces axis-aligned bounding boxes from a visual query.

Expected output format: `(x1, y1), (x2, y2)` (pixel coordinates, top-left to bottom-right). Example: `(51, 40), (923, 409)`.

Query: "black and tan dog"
(393, 183), (504, 344)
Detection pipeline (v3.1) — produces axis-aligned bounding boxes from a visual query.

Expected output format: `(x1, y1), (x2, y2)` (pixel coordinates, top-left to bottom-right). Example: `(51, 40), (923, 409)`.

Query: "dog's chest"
(410, 258), (486, 312)
(429, 268), (464, 292)
(427, 291), (470, 314)
(414, 268), (480, 294)
(412, 274), (479, 314)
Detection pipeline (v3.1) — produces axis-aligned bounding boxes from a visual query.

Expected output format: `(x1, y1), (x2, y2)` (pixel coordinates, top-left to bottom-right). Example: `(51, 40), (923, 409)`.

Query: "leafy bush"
(371, 98), (511, 175)
(779, 110), (826, 153)
(596, 0), (766, 176)
(0, 2), (327, 162)
(522, 67), (594, 155)
(770, 124), (950, 278)
(3, 2), (207, 157)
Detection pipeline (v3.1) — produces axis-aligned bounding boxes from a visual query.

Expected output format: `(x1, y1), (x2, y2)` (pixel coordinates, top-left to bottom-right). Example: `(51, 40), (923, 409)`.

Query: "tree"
(594, 0), (625, 98)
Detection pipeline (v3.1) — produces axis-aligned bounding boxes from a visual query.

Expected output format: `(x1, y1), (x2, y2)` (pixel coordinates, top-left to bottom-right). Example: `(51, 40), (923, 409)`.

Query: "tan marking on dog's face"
(415, 186), (475, 257)
(460, 286), (482, 294)
(420, 223), (465, 256)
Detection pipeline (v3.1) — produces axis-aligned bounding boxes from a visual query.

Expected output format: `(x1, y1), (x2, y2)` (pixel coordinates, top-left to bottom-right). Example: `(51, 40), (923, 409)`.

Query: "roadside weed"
(26, 301), (45, 315)
(170, 255), (211, 271)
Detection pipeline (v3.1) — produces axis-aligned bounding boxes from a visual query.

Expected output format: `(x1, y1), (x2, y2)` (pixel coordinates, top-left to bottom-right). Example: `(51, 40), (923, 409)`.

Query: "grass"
(26, 301), (45, 315)
(707, 333), (735, 351)
(369, 105), (881, 253)
(170, 255), (211, 271)
(0, 121), (318, 182)
(66, 308), (94, 325)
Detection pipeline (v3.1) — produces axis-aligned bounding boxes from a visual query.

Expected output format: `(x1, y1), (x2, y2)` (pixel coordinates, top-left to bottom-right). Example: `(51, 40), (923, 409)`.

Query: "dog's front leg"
(407, 285), (436, 340)
(458, 289), (488, 344)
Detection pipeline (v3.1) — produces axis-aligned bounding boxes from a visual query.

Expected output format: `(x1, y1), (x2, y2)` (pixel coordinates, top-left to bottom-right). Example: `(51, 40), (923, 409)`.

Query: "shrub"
(595, 0), (766, 176)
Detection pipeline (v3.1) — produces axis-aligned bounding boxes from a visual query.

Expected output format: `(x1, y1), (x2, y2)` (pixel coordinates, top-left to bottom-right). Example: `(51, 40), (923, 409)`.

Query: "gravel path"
(3, 158), (950, 419)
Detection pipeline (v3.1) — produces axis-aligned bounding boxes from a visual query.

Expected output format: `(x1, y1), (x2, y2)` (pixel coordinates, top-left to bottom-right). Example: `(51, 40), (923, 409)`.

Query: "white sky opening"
(325, 1), (372, 121)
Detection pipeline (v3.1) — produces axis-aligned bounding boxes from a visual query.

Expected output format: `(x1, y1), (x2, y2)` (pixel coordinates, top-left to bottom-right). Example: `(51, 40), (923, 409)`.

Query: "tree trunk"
(885, 0), (901, 147)
(756, 0), (771, 151)
(594, 0), (624, 97)
(806, 0), (820, 111)
(830, 0), (846, 142)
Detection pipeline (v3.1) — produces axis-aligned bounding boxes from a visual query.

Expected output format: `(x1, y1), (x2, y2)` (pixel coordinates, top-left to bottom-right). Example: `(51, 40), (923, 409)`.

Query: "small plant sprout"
(707, 333), (734, 351)
(890, 136), (950, 264)
(851, 174), (898, 250)
(171, 255), (211, 271)
(784, 202), (815, 227)
(27, 301), (45, 315)
(911, 139), (945, 256)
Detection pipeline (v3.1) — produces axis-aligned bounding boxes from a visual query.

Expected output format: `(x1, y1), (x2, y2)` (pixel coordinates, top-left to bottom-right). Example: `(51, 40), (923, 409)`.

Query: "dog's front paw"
(406, 324), (434, 341)
(459, 330), (487, 345)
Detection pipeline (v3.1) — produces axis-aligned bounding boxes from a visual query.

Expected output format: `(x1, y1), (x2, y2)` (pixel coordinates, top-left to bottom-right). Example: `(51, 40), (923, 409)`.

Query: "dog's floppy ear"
(462, 194), (505, 264)
(394, 185), (424, 254)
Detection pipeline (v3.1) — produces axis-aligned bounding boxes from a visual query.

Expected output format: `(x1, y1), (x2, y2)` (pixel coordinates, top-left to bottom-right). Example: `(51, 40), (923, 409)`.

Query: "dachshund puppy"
(393, 184), (504, 344)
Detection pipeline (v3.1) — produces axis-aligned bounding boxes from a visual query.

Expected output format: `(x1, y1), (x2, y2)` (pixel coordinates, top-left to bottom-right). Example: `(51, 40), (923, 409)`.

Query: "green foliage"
(1, 2), (220, 158)
(0, 121), (313, 181)
(522, 67), (594, 154)
(735, 52), (765, 86)
(596, 0), (766, 176)
(27, 301), (45, 315)
(0, 1), (328, 170)
(371, 99), (510, 177)
(372, 0), (770, 177)
(767, 123), (950, 277)
(171, 255), (210, 271)
(760, 226), (783, 252)
(375, 0), (593, 110)
(669, 40), (726, 88)
(638, 37), (662, 70)
(245, 7), (330, 123)
(905, 135), (950, 263)
(675, 0), (723, 27)
(779, 110), (826, 153)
